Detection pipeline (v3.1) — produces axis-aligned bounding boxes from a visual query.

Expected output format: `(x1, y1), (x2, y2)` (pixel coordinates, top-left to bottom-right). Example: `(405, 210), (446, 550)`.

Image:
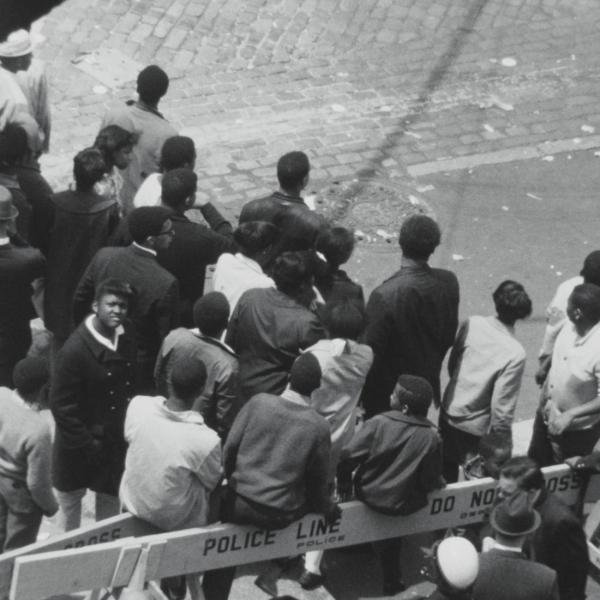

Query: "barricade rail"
(2, 464), (599, 600)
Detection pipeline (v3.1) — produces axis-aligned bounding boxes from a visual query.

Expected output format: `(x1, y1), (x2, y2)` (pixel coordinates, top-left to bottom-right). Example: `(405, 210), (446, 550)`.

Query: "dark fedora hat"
(0, 187), (18, 221)
(490, 490), (541, 537)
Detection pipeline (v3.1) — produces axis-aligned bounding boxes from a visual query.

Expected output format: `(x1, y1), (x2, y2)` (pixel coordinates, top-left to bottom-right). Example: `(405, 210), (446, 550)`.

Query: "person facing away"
(440, 280), (532, 482)
(133, 135), (195, 209)
(0, 188), (45, 388)
(313, 226), (364, 311)
(156, 167), (235, 325)
(101, 65), (178, 213)
(43, 147), (120, 351)
(529, 283), (600, 466)
(299, 300), (373, 590)
(212, 220), (277, 314)
(0, 357), (57, 552)
(340, 374), (444, 595)
(473, 490), (559, 600)
(536, 250), (600, 386)
(120, 354), (228, 600)
(496, 457), (588, 600)
(155, 292), (239, 440)
(51, 279), (137, 531)
(360, 214), (459, 418)
(222, 352), (339, 530)
(73, 206), (179, 393)
(225, 250), (326, 402)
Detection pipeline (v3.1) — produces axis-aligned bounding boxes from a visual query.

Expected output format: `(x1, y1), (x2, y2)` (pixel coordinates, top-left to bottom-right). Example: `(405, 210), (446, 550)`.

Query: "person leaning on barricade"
(120, 354), (229, 600)
(339, 374), (444, 595)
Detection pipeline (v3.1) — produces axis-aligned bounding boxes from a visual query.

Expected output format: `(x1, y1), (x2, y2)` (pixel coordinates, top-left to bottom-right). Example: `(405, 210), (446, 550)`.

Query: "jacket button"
(110, 406), (116, 411)
(109, 391), (115, 396)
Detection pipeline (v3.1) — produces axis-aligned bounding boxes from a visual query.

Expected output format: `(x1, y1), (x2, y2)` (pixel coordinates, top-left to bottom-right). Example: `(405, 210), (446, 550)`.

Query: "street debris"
(452, 254), (465, 261)
(331, 104), (347, 112)
(376, 229), (395, 241)
(483, 123), (495, 132)
(408, 195), (420, 206)
(541, 156), (554, 162)
(416, 184), (435, 193)
(92, 85), (108, 95)
(501, 57), (517, 67)
(526, 193), (543, 200)
(501, 206), (509, 211)
(594, 151), (600, 157)
(479, 95), (514, 111)
(405, 131), (422, 139)
(581, 125), (596, 134)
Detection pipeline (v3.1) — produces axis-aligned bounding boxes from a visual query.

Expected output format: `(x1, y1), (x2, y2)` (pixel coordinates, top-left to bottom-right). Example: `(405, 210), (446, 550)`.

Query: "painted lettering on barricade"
(202, 529), (276, 556)
(295, 516), (344, 550)
(64, 527), (122, 548)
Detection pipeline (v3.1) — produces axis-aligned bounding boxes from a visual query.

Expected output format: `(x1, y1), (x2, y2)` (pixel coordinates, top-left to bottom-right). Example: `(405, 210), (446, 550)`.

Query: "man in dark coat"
(473, 491), (559, 600)
(497, 457), (588, 600)
(340, 375), (444, 595)
(157, 168), (235, 325)
(0, 187), (44, 387)
(73, 206), (179, 392)
(360, 214), (459, 417)
(226, 250), (326, 403)
(51, 279), (137, 531)
(43, 147), (120, 353)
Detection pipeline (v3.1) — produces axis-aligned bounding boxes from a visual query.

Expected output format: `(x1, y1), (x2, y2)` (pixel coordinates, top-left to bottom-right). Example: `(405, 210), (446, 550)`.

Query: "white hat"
(436, 537), (479, 590)
(0, 30), (33, 58)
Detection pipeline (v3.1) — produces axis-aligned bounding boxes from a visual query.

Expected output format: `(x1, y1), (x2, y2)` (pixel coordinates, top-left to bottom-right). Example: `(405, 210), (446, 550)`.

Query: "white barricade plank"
(9, 465), (593, 600)
(0, 513), (158, 600)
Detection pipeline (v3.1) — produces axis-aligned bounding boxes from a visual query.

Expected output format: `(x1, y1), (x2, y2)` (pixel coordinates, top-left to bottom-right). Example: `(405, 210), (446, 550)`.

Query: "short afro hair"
(399, 214), (441, 260)
(127, 206), (172, 243)
(315, 227), (355, 269)
(94, 278), (136, 307)
(323, 300), (365, 340)
(161, 168), (197, 209)
(193, 292), (230, 337)
(272, 251), (314, 296)
(569, 283), (600, 323)
(73, 147), (107, 191)
(289, 352), (322, 396)
(233, 221), (278, 257)
(160, 136), (196, 171)
(276, 151), (310, 191)
(137, 65), (169, 104)
(500, 456), (544, 491)
(170, 355), (208, 401)
(581, 250), (600, 287)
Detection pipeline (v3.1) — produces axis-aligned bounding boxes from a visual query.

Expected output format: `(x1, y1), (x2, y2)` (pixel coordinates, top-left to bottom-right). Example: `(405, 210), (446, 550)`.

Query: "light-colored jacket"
(306, 338), (373, 479)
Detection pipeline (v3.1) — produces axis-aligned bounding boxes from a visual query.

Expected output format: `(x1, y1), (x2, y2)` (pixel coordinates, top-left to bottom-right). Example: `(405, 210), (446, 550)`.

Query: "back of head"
(392, 374), (433, 416)
(478, 430), (512, 478)
(289, 352), (322, 396)
(193, 292), (230, 337)
(273, 205), (326, 252)
(160, 136), (196, 171)
(73, 147), (107, 191)
(324, 299), (365, 340)
(13, 356), (49, 398)
(500, 456), (544, 491)
(170, 355), (207, 403)
(315, 226), (355, 270)
(127, 206), (172, 244)
(161, 168), (197, 209)
(272, 251), (314, 296)
(436, 537), (479, 592)
(492, 280), (532, 323)
(570, 282), (600, 324)
(276, 151), (310, 191)
(137, 65), (169, 105)
(0, 123), (29, 169)
(399, 214), (441, 260)
(233, 221), (278, 258)
(581, 250), (600, 286)
(94, 125), (136, 166)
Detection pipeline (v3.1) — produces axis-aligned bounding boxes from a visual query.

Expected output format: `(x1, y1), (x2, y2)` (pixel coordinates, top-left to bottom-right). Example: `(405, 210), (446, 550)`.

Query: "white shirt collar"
(493, 541), (523, 553)
(0, 237), (9, 246)
(234, 253), (264, 274)
(85, 315), (124, 352)
(280, 387), (311, 407)
(132, 242), (157, 256)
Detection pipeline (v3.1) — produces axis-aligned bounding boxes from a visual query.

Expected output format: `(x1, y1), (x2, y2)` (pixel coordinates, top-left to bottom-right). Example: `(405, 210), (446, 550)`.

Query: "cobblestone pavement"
(37, 0), (600, 219)
(31, 1), (600, 598)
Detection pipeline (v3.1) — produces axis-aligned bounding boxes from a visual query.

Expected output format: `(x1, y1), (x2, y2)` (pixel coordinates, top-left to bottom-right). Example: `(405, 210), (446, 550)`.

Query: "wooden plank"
(10, 465), (593, 600)
(0, 513), (159, 600)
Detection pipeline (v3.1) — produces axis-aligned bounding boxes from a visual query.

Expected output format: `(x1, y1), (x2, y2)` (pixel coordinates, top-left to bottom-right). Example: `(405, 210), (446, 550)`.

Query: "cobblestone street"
(29, 0), (600, 598)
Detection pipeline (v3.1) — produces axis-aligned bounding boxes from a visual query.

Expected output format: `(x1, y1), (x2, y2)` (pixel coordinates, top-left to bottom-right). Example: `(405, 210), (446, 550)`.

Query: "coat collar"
(382, 410), (435, 428)
(190, 329), (237, 357)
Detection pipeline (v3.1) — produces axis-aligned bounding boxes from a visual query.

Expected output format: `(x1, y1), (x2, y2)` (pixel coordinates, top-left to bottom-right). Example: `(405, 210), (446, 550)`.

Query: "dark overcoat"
(50, 321), (137, 495)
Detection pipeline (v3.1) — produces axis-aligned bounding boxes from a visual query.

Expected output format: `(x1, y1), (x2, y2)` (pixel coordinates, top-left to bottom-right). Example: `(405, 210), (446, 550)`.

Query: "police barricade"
(3, 464), (598, 600)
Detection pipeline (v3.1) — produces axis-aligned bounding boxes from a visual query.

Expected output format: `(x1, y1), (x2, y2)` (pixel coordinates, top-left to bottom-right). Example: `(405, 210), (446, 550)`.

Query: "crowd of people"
(0, 27), (599, 600)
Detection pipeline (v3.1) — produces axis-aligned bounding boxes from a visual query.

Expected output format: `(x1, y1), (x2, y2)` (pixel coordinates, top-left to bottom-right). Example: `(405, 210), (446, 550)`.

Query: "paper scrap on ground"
(581, 125), (595, 133)
(416, 184), (435, 193)
(452, 254), (465, 261)
(541, 155), (554, 162)
(526, 193), (542, 200)
(501, 57), (517, 67)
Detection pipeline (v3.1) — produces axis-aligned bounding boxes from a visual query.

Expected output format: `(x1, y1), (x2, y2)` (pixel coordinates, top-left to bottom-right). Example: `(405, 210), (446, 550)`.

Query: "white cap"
(0, 30), (33, 58)
(437, 537), (479, 590)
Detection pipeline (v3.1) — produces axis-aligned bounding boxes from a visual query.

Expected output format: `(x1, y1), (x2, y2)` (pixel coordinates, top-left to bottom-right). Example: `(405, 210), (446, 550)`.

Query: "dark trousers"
(439, 417), (480, 483)
(528, 410), (600, 466)
(0, 476), (43, 552)
(373, 538), (403, 586)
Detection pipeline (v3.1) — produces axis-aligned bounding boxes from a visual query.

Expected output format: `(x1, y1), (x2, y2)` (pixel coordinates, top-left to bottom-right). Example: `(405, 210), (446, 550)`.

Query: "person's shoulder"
(430, 267), (459, 284)
(102, 103), (136, 130)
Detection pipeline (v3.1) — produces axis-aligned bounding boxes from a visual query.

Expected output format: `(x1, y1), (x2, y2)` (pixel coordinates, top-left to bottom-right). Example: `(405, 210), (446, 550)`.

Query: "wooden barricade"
(3, 464), (599, 600)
